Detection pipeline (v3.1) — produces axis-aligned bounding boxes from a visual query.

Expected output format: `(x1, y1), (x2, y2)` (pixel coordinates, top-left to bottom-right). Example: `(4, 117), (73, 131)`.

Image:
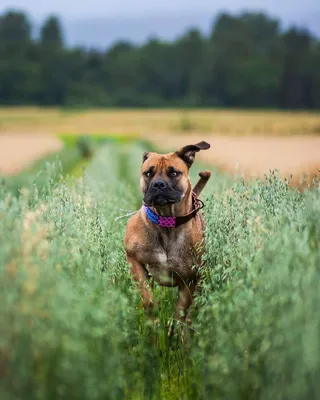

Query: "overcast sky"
(0, 0), (318, 19)
(1, 0), (319, 47)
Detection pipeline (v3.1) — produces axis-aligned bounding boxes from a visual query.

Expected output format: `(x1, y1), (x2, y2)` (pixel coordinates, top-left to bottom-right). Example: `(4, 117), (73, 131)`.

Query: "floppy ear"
(142, 152), (150, 163)
(175, 141), (210, 168)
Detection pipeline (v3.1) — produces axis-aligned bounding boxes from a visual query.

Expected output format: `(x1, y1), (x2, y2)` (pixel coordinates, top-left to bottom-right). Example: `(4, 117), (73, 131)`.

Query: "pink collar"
(143, 192), (204, 228)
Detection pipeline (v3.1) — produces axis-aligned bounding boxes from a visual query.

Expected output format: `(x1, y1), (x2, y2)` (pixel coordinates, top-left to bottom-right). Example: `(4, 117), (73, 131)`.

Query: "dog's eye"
(169, 170), (181, 178)
(144, 170), (153, 177)
(143, 167), (155, 178)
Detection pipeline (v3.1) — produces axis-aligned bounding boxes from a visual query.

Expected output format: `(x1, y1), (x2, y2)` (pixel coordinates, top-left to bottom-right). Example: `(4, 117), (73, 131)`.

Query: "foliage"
(0, 142), (319, 399)
(40, 16), (63, 48)
(195, 173), (320, 399)
(76, 136), (95, 159)
(1, 147), (81, 197)
(0, 10), (319, 108)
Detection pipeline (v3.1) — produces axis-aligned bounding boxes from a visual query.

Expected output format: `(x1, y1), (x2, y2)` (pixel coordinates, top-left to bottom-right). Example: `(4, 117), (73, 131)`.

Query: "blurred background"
(0, 0), (319, 184)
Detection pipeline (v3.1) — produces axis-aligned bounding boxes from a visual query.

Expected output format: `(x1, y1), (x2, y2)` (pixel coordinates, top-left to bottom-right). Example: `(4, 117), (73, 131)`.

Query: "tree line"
(0, 10), (319, 109)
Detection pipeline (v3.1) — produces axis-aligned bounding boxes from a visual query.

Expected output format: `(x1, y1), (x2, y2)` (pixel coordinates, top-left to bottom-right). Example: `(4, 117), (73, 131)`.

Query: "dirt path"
(0, 134), (62, 175)
(151, 134), (320, 186)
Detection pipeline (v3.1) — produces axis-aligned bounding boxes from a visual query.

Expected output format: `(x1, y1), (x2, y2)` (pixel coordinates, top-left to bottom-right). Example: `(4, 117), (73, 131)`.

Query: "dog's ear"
(175, 141), (210, 168)
(142, 152), (150, 163)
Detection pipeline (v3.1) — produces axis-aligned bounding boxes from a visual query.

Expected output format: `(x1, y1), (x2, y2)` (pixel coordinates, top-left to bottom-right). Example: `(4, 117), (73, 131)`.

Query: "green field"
(0, 139), (320, 399)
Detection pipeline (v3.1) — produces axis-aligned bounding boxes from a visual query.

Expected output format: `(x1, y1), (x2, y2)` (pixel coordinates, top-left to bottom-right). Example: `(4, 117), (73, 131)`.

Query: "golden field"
(0, 107), (319, 189)
(0, 107), (319, 136)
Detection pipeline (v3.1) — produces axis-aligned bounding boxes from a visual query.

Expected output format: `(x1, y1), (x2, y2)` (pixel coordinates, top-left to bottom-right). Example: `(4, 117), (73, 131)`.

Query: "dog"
(124, 141), (211, 332)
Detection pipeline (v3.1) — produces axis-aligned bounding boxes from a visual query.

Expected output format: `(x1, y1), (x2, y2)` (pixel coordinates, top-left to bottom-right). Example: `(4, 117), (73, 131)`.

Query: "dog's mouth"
(143, 192), (183, 207)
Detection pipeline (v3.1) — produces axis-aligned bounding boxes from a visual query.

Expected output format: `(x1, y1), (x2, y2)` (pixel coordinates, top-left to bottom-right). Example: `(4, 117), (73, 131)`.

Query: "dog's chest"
(157, 229), (187, 261)
(144, 230), (197, 285)
(155, 239), (185, 268)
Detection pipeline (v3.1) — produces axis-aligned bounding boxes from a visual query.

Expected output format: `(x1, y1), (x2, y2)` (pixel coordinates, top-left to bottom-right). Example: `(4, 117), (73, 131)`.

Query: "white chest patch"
(157, 252), (168, 265)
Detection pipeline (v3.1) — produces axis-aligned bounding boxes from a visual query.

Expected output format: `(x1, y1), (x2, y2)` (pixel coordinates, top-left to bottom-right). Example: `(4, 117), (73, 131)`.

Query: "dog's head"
(141, 141), (210, 206)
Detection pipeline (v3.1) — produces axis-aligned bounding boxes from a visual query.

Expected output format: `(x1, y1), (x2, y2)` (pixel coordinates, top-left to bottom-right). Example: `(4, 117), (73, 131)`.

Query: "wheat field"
(1, 107), (319, 189)
(0, 107), (319, 136)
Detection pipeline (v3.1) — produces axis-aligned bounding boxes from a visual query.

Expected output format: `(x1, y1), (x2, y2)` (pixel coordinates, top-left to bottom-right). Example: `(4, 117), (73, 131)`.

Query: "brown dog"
(124, 142), (211, 330)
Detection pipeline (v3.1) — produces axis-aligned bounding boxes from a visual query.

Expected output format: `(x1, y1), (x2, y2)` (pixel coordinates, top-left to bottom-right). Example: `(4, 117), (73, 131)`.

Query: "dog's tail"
(193, 171), (211, 196)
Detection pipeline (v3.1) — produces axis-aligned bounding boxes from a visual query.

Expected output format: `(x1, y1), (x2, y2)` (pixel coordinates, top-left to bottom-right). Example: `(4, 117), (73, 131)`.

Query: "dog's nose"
(152, 179), (167, 190)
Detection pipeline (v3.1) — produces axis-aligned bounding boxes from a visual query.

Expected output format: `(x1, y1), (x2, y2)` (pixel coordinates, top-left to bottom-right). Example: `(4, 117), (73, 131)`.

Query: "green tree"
(0, 9), (319, 108)
(280, 28), (314, 109)
(174, 29), (206, 105)
(102, 41), (142, 106)
(0, 11), (37, 104)
(40, 16), (63, 48)
(38, 15), (68, 105)
(310, 42), (320, 109)
(0, 10), (31, 49)
(206, 12), (284, 107)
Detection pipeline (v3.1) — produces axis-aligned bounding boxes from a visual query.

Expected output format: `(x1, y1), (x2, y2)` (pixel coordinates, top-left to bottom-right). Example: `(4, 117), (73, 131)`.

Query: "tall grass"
(195, 174), (320, 399)
(0, 143), (319, 399)
(1, 147), (81, 197)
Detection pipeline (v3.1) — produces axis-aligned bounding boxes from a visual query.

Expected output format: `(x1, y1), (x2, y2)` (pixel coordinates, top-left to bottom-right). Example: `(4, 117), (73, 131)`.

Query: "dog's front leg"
(175, 281), (197, 322)
(168, 280), (197, 339)
(126, 254), (154, 315)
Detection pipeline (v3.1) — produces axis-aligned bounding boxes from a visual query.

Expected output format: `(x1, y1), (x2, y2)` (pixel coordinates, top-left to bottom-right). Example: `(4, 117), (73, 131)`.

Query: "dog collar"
(143, 192), (204, 228)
